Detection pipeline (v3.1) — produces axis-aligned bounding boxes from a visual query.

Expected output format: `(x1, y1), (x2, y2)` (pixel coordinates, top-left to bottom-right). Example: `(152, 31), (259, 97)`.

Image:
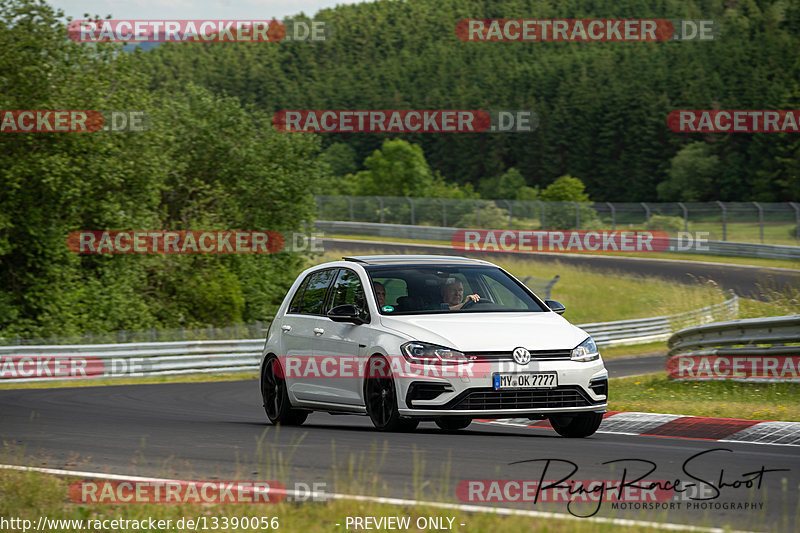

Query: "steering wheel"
(460, 297), (478, 310)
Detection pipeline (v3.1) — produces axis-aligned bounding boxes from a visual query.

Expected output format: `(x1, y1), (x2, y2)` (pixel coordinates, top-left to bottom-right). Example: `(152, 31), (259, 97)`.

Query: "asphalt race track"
(1, 376), (797, 532)
(324, 238), (800, 299)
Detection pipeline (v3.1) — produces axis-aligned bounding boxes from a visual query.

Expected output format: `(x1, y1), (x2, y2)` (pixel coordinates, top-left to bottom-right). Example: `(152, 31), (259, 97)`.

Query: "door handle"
(281, 325), (292, 332)
(313, 328), (325, 335)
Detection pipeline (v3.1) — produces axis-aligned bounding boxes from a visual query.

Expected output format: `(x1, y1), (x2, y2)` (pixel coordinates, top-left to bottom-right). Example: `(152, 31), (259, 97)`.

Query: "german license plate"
(493, 372), (557, 390)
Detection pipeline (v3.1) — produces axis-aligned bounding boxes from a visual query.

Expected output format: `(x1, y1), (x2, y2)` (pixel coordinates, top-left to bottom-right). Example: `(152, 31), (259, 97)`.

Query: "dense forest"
(134, 0), (800, 202)
(1, 0), (799, 339)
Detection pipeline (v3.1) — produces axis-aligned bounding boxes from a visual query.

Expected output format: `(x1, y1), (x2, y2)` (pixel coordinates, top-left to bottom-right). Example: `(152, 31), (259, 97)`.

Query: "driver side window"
(327, 269), (370, 322)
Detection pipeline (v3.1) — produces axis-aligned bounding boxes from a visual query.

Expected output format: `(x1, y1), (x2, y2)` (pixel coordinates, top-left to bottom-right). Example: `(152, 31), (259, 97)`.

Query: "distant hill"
(133, 0), (800, 201)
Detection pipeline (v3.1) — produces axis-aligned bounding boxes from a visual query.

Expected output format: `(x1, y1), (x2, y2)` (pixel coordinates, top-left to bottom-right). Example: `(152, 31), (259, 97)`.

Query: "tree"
(540, 175), (591, 202)
(657, 142), (720, 202)
(539, 176), (599, 230)
(479, 167), (539, 200)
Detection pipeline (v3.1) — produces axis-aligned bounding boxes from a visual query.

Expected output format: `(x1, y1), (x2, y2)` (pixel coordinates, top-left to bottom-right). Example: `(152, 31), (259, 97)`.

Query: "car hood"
(378, 312), (589, 352)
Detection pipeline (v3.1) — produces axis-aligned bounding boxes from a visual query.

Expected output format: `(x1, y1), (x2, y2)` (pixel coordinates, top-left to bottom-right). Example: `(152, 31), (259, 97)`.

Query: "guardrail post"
(545, 275), (561, 299)
(753, 201), (764, 243)
(472, 199), (481, 226)
(678, 202), (688, 232)
(347, 196), (354, 222)
(716, 201), (727, 241)
(605, 202), (616, 230)
(572, 201), (580, 229)
(405, 196), (415, 225)
(640, 202), (651, 230)
(790, 202), (800, 245)
(503, 200), (513, 228)
(537, 201), (546, 229)
(435, 198), (447, 226)
(375, 196), (384, 224)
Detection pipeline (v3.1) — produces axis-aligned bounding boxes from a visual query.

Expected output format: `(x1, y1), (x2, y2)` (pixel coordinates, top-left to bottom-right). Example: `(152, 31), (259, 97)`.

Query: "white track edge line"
(474, 420), (800, 447)
(0, 463), (757, 533)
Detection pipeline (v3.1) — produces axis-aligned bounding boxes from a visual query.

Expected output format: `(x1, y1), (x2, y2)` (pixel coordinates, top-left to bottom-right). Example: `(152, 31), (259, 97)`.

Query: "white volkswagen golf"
(260, 255), (608, 437)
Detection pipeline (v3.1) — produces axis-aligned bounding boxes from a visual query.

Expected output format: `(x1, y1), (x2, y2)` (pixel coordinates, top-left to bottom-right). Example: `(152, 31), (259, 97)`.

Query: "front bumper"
(395, 358), (608, 417)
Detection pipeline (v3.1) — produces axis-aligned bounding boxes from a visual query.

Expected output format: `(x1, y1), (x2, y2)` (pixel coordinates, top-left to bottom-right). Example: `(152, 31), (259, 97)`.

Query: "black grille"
(413, 386), (600, 411)
(465, 349), (572, 362)
(406, 382), (453, 405)
(589, 378), (608, 397)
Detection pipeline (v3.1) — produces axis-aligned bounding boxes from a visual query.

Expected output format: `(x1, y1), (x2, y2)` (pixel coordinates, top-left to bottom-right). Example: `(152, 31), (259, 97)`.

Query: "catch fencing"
(315, 220), (800, 260)
(316, 195), (800, 246)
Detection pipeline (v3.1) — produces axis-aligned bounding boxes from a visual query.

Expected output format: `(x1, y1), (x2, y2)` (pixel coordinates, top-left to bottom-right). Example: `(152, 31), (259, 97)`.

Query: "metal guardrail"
(0, 298), (739, 382)
(314, 220), (800, 260)
(0, 340), (265, 382)
(666, 315), (800, 381)
(580, 295), (739, 347)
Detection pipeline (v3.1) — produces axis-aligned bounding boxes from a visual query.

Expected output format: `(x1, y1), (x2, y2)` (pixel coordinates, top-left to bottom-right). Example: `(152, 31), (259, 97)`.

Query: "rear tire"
(365, 356), (418, 432)
(435, 416), (472, 431)
(261, 356), (308, 426)
(549, 412), (603, 438)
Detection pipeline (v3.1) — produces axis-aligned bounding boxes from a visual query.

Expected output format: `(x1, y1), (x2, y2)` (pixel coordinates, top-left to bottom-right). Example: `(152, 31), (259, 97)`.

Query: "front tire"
(365, 357), (418, 432)
(549, 412), (603, 438)
(261, 356), (308, 426)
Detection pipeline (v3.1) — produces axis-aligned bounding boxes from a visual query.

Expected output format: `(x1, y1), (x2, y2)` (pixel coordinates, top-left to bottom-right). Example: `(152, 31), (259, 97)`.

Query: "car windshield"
(366, 265), (547, 315)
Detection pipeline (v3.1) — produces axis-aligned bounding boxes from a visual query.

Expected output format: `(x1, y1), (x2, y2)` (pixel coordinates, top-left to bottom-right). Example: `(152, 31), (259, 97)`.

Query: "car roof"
(342, 255), (495, 267)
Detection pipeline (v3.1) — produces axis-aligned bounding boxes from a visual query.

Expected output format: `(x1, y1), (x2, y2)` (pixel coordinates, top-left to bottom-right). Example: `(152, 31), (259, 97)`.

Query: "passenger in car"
(440, 278), (480, 310)
(373, 282), (386, 308)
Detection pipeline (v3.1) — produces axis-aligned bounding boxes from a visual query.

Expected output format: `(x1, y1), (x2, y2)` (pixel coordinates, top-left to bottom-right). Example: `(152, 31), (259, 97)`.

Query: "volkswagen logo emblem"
(512, 347), (531, 365)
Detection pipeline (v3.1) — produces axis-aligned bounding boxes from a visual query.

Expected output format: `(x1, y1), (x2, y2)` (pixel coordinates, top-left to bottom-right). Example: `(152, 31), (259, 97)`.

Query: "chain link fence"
(316, 196), (800, 246)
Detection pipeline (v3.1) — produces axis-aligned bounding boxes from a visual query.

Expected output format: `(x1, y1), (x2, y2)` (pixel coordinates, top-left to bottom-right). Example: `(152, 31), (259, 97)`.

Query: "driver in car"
(440, 278), (480, 310)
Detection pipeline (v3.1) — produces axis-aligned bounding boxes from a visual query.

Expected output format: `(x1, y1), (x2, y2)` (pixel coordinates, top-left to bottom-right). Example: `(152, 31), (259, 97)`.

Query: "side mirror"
(545, 300), (566, 315)
(327, 304), (366, 324)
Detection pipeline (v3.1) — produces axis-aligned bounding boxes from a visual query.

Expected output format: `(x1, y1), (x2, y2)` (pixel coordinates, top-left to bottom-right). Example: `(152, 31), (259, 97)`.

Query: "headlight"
(571, 337), (600, 362)
(401, 342), (469, 364)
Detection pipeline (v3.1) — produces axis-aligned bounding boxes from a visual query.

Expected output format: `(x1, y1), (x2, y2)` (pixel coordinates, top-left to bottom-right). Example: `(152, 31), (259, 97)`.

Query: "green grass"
(326, 233), (800, 270)
(609, 372), (800, 421)
(0, 454), (734, 533)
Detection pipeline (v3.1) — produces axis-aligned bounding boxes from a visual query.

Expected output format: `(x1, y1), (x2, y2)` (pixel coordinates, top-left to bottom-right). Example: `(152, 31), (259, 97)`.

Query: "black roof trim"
(342, 255), (493, 266)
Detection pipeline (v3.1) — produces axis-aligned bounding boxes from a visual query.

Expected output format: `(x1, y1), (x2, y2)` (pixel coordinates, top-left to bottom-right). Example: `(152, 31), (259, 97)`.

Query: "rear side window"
(288, 276), (311, 313)
(291, 269), (336, 315)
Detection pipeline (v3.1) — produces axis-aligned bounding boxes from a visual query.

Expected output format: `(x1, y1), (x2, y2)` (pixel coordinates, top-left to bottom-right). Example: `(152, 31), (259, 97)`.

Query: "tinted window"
(297, 269), (336, 315)
(288, 276), (311, 313)
(366, 266), (546, 315)
(327, 269), (370, 322)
